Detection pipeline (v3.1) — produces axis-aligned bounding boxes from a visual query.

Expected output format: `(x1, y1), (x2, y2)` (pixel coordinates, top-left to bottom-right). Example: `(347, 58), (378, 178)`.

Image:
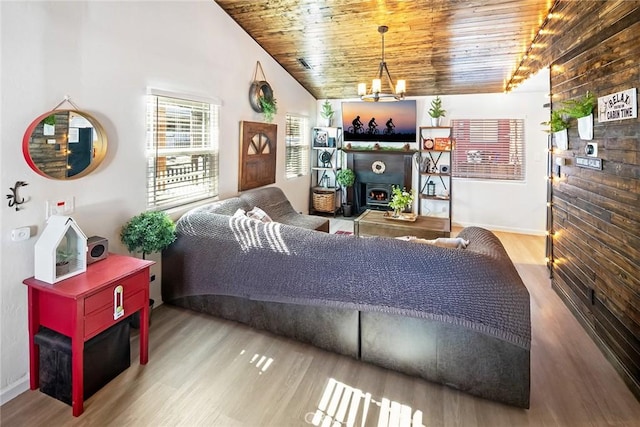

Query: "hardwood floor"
(2, 220), (640, 426)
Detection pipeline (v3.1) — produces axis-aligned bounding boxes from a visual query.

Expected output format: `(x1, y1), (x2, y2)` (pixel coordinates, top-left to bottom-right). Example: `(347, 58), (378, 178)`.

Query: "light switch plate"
(46, 197), (75, 218)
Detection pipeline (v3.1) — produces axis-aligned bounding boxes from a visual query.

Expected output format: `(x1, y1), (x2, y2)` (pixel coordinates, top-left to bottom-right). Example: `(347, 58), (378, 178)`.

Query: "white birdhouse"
(34, 215), (88, 283)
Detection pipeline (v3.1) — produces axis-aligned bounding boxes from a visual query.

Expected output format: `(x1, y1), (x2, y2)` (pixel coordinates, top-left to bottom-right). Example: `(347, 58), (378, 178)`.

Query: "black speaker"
(87, 236), (108, 265)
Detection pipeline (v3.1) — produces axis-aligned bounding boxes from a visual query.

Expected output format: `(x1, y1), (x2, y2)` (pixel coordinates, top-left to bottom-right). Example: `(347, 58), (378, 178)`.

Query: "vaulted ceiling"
(215, 0), (556, 99)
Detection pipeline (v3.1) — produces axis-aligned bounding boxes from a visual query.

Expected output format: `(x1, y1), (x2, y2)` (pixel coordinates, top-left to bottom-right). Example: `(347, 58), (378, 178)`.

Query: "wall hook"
(7, 181), (29, 211)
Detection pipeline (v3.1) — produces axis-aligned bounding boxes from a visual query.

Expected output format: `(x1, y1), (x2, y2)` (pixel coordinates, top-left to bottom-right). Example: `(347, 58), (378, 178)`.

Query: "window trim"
(285, 113), (310, 179)
(146, 88), (220, 210)
(450, 118), (525, 181)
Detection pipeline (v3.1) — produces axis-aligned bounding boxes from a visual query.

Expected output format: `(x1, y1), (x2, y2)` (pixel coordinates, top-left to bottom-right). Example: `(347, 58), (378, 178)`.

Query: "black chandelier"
(357, 26), (406, 102)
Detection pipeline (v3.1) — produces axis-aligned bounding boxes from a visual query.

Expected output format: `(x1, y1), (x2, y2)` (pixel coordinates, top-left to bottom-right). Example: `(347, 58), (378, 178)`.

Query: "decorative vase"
(554, 129), (568, 150)
(393, 207), (403, 218)
(577, 115), (593, 140)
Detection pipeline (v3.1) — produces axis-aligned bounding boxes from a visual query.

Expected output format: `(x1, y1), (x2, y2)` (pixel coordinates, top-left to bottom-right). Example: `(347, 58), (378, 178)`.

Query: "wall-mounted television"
(341, 100), (417, 143)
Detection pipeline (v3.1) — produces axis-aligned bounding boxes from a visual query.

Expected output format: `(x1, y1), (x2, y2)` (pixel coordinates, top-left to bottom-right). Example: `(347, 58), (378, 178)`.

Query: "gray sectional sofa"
(162, 186), (531, 408)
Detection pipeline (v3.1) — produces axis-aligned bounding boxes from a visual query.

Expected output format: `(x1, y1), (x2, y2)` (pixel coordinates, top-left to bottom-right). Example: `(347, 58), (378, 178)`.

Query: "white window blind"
(451, 119), (525, 180)
(285, 114), (309, 179)
(146, 93), (219, 209)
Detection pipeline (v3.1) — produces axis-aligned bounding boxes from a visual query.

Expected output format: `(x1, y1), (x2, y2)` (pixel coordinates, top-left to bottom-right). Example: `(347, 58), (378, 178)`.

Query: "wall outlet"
(46, 197), (75, 218)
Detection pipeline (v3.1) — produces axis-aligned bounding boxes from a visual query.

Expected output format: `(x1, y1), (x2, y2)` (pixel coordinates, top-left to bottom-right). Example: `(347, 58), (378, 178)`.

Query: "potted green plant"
(259, 95), (278, 123)
(542, 110), (570, 150)
(428, 96), (446, 126)
(388, 185), (414, 217)
(55, 248), (74, 277)
(562, 91), (596, 140)
(43, 115), (56, 126)
(120, 211), (176, 328)
(335, 168), (355, 217)
(43, 114), (56, 136)
(120, 211), (176, 260)
(320, 100), (334, 126)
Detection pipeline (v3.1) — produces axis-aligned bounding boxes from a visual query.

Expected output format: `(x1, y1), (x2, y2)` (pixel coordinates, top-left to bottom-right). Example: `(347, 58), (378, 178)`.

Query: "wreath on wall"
(249, 61), (274, 113)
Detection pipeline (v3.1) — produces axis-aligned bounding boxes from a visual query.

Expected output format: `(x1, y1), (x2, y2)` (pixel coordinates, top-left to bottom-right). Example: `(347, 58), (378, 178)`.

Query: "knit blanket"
(164, 211), (531, 350)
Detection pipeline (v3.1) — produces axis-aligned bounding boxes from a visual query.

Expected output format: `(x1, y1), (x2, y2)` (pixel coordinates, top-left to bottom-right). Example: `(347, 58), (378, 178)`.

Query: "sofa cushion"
(192, 197), (250, 216)
(240, 187), (329, 232)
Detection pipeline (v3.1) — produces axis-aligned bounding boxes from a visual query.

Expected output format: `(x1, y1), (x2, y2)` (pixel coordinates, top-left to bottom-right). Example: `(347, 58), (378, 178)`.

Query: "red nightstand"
(23, 254), (154, 416)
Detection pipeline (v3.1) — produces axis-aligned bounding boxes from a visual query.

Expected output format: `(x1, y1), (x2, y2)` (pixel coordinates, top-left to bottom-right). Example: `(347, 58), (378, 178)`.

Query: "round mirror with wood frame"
(22, 110), (108, 180)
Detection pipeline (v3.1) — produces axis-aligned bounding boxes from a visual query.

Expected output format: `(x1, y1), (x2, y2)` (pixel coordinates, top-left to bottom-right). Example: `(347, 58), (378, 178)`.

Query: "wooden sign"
(598, 88), (637, 122)
(434, 137), (451, 151)
(575, 156), (602, 170)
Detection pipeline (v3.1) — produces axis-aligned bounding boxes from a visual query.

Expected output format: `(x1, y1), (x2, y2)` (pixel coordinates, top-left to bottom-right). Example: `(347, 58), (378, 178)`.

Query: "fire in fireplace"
(365, 183), (396, 208)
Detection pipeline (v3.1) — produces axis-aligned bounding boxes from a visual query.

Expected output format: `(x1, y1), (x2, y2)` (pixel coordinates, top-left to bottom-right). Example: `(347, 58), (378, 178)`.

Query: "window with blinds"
(146, 92), (219, 210)
(285, 114), (309, 179)
(451, 119), (525, 180)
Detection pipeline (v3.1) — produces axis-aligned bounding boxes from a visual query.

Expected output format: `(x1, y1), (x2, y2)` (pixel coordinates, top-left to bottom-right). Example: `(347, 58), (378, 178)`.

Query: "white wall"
(0, 1), (316, 402)
(319, 72), (550, 235)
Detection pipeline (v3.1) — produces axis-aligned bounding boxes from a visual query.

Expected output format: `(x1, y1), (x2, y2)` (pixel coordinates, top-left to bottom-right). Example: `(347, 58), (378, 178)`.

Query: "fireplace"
(366, 184), (394, 208)
(344, 150), (415, 214)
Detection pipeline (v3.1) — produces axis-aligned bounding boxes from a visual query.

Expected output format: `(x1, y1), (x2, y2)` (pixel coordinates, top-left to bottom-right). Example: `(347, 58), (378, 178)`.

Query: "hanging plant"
(43, 115), (56, 126)
(541, 110), (570, 133)
(562, 91), (596, 119)
(249, 61), (275, 113)
(259, 95), (278, 123)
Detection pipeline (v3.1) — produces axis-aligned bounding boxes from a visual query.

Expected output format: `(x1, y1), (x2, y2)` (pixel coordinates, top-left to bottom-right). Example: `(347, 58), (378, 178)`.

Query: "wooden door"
(239, 121), (277, 191)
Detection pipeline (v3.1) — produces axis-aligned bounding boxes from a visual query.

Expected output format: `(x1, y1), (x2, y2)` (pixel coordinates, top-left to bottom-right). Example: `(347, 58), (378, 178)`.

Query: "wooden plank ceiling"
(215, 0), (556, 99)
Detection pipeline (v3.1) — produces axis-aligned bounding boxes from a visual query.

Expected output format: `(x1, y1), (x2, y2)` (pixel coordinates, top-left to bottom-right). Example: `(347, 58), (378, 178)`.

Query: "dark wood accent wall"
(546, 1), (640, 399)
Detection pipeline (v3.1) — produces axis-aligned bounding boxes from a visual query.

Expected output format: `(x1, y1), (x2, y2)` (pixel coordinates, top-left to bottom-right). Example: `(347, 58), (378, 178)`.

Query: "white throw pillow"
(246, 207), (273, 223)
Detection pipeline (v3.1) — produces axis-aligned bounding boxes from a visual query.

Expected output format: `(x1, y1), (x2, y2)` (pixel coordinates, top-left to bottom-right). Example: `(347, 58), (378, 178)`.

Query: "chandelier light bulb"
(372, 79), (382, 94)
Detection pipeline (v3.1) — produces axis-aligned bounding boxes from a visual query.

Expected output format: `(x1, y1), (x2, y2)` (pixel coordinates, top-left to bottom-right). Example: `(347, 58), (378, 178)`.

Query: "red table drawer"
(85, 289), (146, 339)
(84, 270), (147, 316)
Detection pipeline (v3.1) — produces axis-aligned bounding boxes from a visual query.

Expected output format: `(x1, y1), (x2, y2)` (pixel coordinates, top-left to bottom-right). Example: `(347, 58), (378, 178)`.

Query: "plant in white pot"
(335, 168), (355, 217)
(320, 100), (334, 127)
(542, 110), (570, 150)
(562, 91), (596, 140)
(428, 96), (446, 127)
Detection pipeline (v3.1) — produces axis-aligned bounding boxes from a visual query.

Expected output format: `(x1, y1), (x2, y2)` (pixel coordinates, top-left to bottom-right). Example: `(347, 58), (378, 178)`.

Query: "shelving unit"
(416, 126), (453, 237)
(310, 127), (343, 215)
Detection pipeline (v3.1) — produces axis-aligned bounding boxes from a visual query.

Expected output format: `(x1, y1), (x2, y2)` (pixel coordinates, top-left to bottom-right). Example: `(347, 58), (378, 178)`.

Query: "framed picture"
(314, 130), (328, 147)
(434, 137), (451, 151)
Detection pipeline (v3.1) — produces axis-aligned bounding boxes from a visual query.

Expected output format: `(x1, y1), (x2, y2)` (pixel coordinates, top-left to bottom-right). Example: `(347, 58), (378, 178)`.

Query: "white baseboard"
(1, 375), (29, 405)
(452, 221), (546, 236)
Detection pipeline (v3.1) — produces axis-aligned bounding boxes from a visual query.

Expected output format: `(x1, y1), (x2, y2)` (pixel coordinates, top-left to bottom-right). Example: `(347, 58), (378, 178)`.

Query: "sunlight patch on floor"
(305, 378), (424, 427)
(239, 349), (274, 374)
